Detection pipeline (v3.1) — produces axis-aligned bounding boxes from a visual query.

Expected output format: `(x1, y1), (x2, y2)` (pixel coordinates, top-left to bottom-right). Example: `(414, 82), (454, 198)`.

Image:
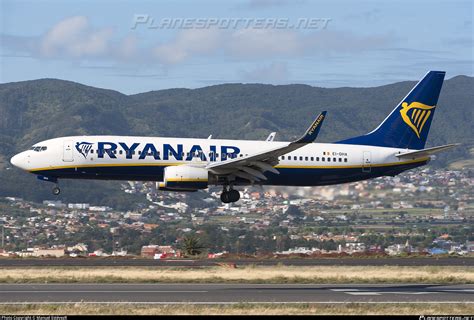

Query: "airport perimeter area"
(0, 262), (473, 315)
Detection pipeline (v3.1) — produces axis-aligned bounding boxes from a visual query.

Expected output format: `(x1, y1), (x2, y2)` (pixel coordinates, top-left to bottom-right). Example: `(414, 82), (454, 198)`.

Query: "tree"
(181, 234), (206, 256)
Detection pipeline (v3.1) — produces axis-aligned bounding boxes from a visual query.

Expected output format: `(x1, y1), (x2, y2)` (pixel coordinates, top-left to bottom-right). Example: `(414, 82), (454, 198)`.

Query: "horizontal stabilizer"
(395, 143), (460, 159)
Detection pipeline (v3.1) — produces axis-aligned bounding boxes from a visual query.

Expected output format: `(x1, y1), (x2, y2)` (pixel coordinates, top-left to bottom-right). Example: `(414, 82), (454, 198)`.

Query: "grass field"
(1, 303), (473, 315)
(0, 265), (473, 284)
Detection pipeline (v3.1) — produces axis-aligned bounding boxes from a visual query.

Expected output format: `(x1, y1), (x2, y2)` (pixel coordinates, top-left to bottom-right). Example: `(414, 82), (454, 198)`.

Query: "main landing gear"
(220, 186), (240, 203)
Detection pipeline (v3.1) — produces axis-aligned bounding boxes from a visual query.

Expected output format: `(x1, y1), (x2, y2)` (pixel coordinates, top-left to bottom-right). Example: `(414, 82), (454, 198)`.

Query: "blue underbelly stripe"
(31, 160), (427, 186)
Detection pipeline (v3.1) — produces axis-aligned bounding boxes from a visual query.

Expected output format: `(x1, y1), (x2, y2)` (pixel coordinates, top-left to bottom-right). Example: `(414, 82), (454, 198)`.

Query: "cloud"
(117, 35), (139, 59)
(152, 28), (392, 64)
(40, 16), (113, 58)
(240, 62), (290, 82)
(1, 15), (393, 67)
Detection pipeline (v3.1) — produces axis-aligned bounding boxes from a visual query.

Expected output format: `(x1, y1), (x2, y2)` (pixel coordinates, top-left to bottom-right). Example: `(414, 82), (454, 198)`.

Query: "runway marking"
(332, 289), (436, 296)
(330, 289), (360, 292)
(345, 292), (381, 295)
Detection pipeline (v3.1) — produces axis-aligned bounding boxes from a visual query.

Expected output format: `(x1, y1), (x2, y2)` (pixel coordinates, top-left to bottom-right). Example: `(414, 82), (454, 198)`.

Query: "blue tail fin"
(337, 71), (445, 150)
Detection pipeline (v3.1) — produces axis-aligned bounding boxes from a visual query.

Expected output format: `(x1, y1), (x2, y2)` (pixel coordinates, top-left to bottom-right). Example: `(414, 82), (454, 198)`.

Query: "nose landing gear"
(37, 175), (60, 196)
(52, 186), (61, 196)
(220, 186), (240, 203)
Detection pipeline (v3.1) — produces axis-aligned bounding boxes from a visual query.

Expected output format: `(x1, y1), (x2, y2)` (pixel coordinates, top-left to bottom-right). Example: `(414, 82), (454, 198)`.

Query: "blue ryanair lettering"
(186, 145), (206, 161)
(96, 142), (241, 162)
(98, 142), (117, 159)
(163, 144), (183, 160)
(119, 142), (140, 159)
(210, 145), (217, 162)
(221, 146), (240, 161)
(139, 143), (161, 160)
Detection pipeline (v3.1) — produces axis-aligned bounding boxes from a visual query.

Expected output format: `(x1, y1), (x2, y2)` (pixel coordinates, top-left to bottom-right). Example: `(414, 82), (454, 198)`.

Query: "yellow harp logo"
(400, 101), (435, 138)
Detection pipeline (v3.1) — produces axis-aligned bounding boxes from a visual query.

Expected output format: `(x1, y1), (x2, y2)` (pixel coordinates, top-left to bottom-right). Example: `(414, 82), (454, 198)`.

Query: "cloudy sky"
(0, 0), (472, 93)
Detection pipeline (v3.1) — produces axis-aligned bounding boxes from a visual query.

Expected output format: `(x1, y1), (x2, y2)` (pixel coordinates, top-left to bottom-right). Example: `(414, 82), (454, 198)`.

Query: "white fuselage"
(11, 135), (428, 187)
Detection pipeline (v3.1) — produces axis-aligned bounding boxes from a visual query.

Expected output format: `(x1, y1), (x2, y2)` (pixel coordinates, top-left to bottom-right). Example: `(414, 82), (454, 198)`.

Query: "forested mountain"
(0, 75), (472, 208)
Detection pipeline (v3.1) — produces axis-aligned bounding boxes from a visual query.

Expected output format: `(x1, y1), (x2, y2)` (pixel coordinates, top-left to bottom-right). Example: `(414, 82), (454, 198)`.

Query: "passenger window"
(328, 158), (331, 162)
(90, 150), (94, 154)
(316, 157), (319, 161)
(339, 158), (342, 162)
(282, 156), (285, 160)
(305, 157), (308, 161)
(333, 158), (336, 162)
(299, 156), (303, 161)
(344, 158), (348, 162)
(119, 150), (123, 155)
(322, 157), (325, 161)
(311, 157), (314, 161)
(293, 156), (297, 160)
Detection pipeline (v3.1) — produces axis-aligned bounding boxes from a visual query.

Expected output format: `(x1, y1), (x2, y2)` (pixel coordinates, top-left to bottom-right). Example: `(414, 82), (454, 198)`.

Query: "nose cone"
(10, 152), (28, 170)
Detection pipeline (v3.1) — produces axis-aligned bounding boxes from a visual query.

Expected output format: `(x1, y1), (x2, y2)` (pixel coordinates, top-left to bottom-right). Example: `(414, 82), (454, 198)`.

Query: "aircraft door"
(362, 151), (371, 173)
(63, 140), (74, 162)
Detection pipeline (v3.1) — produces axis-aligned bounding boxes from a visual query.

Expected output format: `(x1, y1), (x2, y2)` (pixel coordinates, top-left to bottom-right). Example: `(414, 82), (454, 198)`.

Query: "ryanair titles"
(93, 142), (241, 162)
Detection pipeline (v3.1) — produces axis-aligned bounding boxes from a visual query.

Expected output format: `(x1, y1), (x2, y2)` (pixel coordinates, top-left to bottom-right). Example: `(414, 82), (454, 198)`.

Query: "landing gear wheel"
(52, 186), (61, 196)
(229, 189), (240, 202)
(220, 191), (230, 203)
(220, 188), (240, 203)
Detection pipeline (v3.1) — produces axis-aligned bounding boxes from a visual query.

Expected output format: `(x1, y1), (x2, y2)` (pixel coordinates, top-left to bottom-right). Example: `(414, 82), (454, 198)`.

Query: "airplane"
(10, 71), (458, 203)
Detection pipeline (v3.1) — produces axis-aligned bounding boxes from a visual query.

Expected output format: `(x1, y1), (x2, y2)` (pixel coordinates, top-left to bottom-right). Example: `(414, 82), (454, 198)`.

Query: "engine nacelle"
(159, 165), (209, 191)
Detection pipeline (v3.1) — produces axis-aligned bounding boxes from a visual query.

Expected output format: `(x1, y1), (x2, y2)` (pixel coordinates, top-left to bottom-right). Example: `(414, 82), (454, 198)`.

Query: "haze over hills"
(0, 75), (472, 208)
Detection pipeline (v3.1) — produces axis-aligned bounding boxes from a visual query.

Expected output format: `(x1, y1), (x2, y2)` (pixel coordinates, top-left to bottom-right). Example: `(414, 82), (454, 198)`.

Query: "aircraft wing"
(206, 111), (327, 183)
(395, 143), (460, 160)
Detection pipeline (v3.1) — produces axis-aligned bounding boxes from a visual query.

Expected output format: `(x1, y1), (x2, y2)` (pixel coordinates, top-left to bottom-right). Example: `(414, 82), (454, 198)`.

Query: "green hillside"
(0, 76), (472, 208)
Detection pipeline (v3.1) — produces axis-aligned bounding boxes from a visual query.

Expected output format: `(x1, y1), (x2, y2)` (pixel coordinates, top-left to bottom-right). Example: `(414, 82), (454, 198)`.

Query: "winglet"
(294, 111), (327, 144)
(266, 132), (277, 142)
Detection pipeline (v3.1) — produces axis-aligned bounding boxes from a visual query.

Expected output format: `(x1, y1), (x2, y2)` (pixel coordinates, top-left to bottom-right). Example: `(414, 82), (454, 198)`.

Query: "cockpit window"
(31, 146), (47, 152)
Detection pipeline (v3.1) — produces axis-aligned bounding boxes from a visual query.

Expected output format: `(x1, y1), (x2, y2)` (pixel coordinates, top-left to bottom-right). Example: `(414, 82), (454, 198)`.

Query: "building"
(141, 245), (159, 257)
(141, 245), (176, 257)
(33, 247), (65, 257)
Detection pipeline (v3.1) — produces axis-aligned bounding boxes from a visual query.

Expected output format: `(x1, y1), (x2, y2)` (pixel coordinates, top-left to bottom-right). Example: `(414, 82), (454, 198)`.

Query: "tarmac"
(0, 283), (472, 304)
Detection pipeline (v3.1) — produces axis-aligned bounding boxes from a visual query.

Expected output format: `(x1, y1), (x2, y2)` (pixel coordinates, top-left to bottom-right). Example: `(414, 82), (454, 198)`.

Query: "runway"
(0, 257), (472, 267)
(0, 284), (472, 304)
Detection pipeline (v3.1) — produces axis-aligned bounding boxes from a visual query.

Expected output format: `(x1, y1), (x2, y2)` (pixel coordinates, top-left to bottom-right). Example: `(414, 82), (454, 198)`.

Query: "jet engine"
(158, 165), (209, 191)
